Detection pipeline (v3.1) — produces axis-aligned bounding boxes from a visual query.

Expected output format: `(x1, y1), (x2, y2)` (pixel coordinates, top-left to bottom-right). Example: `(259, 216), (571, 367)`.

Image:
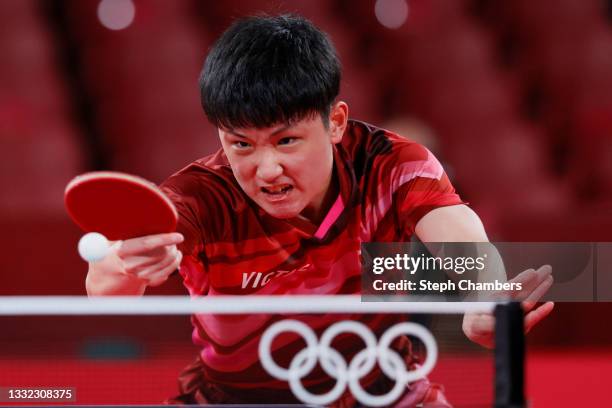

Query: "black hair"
(199, 14), (341, 130)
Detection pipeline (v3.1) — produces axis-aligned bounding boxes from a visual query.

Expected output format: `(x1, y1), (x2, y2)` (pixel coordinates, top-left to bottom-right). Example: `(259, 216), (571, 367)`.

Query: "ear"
(328, 101), (348, 144)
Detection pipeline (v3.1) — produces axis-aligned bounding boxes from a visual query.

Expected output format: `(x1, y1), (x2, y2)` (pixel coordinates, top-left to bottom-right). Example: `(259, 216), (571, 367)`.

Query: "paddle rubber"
(65, 171), (178, 241)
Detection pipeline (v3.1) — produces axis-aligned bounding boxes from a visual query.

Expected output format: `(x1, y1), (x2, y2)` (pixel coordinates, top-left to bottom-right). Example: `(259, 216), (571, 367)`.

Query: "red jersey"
(160, 119), (464, 400)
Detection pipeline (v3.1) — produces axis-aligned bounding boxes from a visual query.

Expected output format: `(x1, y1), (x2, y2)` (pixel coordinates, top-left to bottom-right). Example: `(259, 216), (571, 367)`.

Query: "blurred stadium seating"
(1, 0), (611, 349)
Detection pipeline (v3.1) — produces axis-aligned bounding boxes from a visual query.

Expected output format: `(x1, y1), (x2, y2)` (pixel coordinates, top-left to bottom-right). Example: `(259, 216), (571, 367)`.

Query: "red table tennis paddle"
(65, 172), (178, 261)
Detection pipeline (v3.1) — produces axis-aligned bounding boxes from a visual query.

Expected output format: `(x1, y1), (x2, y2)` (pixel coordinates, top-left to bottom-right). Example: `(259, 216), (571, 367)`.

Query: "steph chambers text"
(372, 279), (522, 292)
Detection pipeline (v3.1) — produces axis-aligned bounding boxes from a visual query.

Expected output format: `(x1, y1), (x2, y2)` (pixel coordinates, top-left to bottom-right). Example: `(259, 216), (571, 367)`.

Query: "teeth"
(264, 185), (290, 194)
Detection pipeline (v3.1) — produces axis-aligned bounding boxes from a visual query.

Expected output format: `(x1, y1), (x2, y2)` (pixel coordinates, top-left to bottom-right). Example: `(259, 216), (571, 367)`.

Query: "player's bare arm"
(415, 204), (555, 348)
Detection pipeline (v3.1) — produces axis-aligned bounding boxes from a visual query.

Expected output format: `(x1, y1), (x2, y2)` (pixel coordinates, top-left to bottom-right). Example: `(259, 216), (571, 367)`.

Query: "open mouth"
(261, 184), (293, 195)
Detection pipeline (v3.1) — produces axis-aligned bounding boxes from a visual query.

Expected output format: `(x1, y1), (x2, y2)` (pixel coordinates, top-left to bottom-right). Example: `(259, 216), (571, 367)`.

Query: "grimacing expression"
(218, 104), (347, 221)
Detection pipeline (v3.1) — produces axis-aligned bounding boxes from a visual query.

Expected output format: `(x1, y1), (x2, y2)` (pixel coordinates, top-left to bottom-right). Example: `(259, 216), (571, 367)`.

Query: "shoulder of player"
(345, 119), (431, 166)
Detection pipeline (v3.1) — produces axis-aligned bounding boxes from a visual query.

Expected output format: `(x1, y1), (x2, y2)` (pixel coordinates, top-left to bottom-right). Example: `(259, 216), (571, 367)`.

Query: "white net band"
(0, 295), (497, 315)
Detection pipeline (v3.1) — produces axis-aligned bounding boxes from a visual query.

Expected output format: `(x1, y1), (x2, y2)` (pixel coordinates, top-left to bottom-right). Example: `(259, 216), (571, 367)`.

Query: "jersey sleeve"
(360, 131), (466, 241)
(393, 145), (465, 235)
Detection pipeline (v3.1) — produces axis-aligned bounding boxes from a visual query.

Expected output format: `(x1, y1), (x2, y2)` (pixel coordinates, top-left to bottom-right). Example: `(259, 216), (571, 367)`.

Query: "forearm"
(472, 242), (507, 283)
(415, 205), (506, 293)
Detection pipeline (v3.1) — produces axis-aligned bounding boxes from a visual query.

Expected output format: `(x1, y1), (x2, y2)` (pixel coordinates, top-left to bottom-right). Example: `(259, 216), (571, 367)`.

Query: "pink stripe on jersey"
(314, 194), (344, 239)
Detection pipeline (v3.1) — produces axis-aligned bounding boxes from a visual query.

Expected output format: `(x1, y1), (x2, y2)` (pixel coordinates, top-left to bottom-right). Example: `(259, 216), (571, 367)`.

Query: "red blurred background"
(1, 0), (611, 406)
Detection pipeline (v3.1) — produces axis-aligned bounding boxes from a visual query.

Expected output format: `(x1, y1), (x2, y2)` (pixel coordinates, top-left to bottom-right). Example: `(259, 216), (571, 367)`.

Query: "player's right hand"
(113, 232), (184, 287)
(462, 264), (555, 349)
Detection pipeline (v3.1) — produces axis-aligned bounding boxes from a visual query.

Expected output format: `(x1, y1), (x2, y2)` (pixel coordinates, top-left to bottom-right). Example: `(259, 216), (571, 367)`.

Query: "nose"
(256, 150), (283, 182)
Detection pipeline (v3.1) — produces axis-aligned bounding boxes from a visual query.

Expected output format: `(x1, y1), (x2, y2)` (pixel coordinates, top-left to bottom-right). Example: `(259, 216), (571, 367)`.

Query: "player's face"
(218, 102), (348, 221)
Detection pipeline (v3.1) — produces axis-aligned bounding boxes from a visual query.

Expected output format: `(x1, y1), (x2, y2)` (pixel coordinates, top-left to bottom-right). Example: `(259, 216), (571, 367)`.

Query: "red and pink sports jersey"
(160, 120), (464, 400)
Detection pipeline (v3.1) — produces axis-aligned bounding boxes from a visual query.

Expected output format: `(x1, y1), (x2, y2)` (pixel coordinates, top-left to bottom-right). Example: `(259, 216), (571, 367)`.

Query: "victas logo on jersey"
(241, 263), (313, 289)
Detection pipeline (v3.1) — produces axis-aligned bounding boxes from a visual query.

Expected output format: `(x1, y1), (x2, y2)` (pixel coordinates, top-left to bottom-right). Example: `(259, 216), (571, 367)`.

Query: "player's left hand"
(462, 264), (555, 349)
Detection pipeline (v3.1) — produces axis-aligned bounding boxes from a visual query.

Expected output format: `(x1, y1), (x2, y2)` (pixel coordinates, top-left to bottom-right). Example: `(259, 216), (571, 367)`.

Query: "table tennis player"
(85, 15), (554, 407)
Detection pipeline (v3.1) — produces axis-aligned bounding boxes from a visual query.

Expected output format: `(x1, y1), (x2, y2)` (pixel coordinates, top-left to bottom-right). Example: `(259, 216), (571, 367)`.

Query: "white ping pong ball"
(78, 232), (110, 262)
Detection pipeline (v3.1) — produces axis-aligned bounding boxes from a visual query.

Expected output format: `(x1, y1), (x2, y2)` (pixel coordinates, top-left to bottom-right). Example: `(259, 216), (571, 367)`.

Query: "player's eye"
(232, 141), (252, 149)
(278, 137), (298, 146)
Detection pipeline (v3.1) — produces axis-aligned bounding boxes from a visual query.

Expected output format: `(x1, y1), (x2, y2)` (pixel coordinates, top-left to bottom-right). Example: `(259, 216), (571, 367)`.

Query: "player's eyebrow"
(228, 124), (292, 139)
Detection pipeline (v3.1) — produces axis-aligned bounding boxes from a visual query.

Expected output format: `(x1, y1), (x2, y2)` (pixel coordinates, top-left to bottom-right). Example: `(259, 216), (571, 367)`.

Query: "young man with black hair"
(86, 14), (554, 406)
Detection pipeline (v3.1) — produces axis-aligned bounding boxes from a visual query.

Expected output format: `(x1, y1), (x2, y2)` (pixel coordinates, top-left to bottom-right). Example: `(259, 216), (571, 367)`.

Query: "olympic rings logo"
(259, 320), (438, 407)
